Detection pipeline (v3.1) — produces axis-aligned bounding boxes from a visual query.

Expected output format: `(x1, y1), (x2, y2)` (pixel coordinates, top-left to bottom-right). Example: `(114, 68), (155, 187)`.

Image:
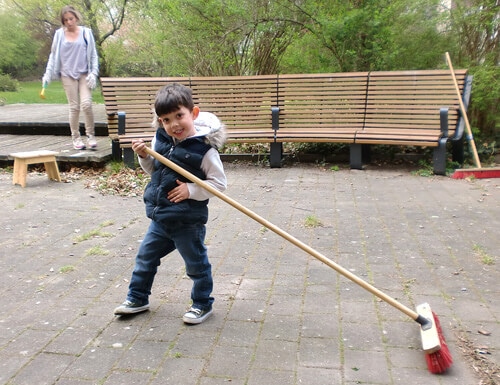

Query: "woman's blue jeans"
(127, 220), (214, 311)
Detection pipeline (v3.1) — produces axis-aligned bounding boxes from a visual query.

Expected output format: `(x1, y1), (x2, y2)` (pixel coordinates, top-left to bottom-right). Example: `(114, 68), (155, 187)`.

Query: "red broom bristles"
(425, 311), (453, 374)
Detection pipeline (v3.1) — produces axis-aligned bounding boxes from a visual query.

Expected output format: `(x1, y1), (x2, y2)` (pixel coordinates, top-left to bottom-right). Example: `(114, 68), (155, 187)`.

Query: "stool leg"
(45, 160), (61, 182)
(12, 159), (20, 185)
(13, 159), (28, 187)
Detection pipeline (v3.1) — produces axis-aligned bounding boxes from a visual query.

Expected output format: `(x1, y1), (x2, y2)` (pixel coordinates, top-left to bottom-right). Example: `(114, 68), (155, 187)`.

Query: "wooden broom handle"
(445, 52), (481, 168)
(144, 146), (421, 321)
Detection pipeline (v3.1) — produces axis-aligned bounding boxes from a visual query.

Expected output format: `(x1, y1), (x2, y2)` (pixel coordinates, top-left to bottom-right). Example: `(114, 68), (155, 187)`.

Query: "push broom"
(144, 146), (453, 373)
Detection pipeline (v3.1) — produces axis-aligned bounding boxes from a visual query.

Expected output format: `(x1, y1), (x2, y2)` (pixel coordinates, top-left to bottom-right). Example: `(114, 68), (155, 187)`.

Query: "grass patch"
(74, 221), (115, 243)
(0, 80), (104, 104)
(86, 245), (109, 256)
(412, 160), (434, 177)
(59, 265), (75, 273)
(412, 159), (462, 177)
(473, 244), (495, 265)
(402, 278), (416, 295)
(304, 215), (322, 228)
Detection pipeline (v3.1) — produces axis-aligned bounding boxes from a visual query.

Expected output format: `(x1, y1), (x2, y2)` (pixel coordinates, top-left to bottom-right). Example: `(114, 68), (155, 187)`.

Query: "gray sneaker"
(182, 307), (213, 324)
(114, 300), (149, 315)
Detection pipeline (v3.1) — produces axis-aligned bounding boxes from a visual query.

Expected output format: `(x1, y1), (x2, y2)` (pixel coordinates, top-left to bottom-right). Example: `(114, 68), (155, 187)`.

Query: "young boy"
(114, 83), (227, 324)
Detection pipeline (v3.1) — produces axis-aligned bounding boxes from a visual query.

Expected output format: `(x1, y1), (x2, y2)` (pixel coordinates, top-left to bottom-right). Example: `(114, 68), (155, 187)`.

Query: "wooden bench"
(101, 69), (472, 174)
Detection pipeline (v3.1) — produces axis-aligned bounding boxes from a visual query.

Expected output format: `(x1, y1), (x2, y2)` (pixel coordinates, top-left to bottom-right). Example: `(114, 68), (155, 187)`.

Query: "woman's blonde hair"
(60, 5), (82, 25)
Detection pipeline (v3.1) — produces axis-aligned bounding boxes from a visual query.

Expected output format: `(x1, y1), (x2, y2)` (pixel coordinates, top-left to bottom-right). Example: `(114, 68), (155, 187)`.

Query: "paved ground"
(0, 163), (499, 385)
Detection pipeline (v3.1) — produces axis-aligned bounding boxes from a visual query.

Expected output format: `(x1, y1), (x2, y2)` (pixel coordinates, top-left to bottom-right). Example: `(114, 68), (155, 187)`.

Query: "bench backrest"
(362, 69), (470, 141)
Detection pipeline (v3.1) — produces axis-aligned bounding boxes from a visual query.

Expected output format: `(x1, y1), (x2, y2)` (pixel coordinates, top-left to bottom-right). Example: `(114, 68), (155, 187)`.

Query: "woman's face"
(62, 12), (78, 31)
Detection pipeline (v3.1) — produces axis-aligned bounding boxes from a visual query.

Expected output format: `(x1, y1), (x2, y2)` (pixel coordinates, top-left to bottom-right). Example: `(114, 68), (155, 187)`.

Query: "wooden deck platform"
(0, 104), (112, 164)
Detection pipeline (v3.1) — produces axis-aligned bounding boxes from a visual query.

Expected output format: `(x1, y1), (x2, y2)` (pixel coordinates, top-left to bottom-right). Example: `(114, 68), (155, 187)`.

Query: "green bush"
(0, 74), (18, 92)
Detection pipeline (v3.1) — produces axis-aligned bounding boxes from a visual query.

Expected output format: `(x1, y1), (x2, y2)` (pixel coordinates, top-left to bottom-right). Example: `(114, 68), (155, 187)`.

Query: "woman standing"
(42, 5), (99, 150)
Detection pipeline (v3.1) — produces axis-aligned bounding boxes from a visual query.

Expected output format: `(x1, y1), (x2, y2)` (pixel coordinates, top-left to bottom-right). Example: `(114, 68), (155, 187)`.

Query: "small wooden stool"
(11, 150), (62, 188)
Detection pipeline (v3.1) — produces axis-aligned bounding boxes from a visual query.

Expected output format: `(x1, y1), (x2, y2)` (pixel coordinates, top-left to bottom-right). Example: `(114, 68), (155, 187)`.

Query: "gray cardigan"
(43, 26), (99, 81)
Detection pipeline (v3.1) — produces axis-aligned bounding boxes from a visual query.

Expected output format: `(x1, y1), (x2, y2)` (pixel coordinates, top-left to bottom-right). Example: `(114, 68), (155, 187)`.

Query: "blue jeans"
(127, 220), (214, 311)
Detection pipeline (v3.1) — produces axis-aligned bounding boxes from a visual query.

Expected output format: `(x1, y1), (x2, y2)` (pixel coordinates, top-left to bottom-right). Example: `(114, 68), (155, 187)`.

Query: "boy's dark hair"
(155, 83), (194, 116)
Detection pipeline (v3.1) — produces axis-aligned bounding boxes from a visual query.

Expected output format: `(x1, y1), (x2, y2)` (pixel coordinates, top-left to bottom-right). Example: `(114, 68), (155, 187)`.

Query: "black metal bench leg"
(270, 142), (282, 168)
(432, 138), (447, 175)
(123, 148), (135, 168)
(111, 140), (122, 162)
(350, 144), (363, 169)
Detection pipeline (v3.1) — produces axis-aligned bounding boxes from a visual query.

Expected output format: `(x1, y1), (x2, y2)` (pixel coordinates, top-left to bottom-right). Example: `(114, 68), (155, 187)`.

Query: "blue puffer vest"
(143, 128), (213, 224)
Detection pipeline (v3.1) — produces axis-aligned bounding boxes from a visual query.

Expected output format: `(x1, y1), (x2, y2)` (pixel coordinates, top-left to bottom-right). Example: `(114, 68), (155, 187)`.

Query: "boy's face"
(158, 106), (199, 141)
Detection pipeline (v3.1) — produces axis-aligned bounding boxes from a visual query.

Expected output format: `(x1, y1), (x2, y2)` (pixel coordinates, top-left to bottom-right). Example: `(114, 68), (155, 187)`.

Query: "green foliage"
(448, 0), (500, 140)
(285, 0), (451, 72)
(280, 33), (336, 73)
(387, 0), (451, 70)
(107, 0), (303, 76)
(0, 74), (19, 92)
(468, 64), (500, 138)
(0, 12), (41, 77)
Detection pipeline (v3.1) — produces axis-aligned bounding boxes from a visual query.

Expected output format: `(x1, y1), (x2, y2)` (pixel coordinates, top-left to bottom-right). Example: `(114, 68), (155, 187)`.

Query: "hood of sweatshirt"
(192, 111), (227, 150)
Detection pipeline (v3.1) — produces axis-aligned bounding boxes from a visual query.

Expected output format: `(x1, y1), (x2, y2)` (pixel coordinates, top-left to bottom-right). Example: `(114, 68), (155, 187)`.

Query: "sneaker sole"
(183, 309), (213, 324)
(114, 304), (150, 315)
